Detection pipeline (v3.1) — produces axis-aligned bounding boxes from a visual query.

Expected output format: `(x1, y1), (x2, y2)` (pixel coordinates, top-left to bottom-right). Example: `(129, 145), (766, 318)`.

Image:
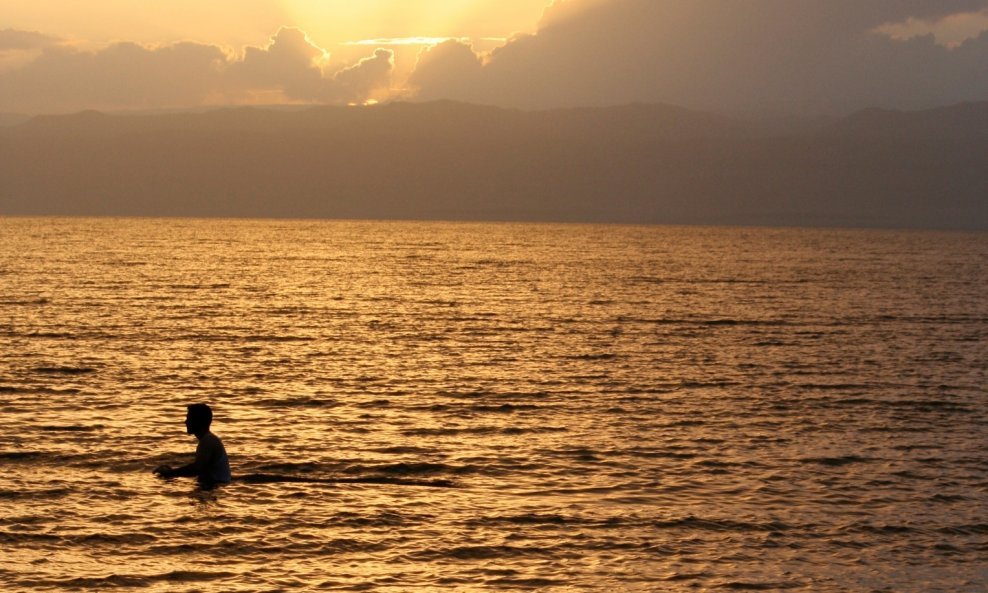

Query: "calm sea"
(1, 218), (986, 592)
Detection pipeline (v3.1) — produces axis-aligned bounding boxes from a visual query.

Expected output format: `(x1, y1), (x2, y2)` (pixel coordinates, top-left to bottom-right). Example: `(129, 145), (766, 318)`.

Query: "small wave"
(470, 403), (541, 413)
(938, 523), (988, 535)
(0, 529), (65, 543)
(695, 459), (759, 469)
(628, 449), (697, 460)
(32, 366), (95, 375)
(929, 493), (967, 503)
(68, 532), (157, 545)
(238, 473), (456, 488)
(653, 516), (794, 533)
(826, 397), (878, 406)
(410, 544), (550, 561)
(640, 317), (794, 327)
(887, 399), (972, 413)
(714, 581), (802, 590)
(0, 297), (50, 306)
(343, 462), (473, 476)
(466, 513), (580, 527)
(243, 335), (315, 342)
(847, 523), (918, 535)
(438, 390), (550, 400)
(663, 572), (713, 582)
(565, 353), (618, 361)
(467, 258), (531, 268)
(798, 455), (870, 467)
(167, 283), (232, 290)
(678, 380), (740, 388)
(354, 399), (392, 408)
(401, 425), (566, 437)
(702, 319), (749, 326)
(798, 382), (877, 391)
(0, 451), (48, 461)
(669, 419), (706, 427)
(254, 397), (338, 408)
(47, 570), (236, 588)
(0, 487), (73, 500)
(25, 332), (76, 339)
(366, 446), (435, 455)
(249, 462), (323, 474)
(39, 424), (104, 432)
(486, 577), (568, 588)
(110, 260), (147, 267)
(438, 389), (491, 399)
(0, 386), (81, 394)
(321, 510), (429, 527)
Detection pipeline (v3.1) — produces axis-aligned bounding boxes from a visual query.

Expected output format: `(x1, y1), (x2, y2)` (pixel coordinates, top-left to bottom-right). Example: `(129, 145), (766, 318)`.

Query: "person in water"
(154, 403), (231, 485)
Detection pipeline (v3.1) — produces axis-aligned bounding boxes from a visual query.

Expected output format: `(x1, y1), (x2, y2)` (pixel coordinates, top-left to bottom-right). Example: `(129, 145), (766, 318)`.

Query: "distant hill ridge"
(1, 100), (986, 229)
(826, 101), (988, 139)
(13, 99), (988, 138)
(12, 101), (749, 139)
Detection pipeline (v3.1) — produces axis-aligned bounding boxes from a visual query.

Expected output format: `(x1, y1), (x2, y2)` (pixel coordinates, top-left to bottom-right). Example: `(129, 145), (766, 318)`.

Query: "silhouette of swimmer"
(152, 404), (455, 489)
(154, 403), (231, 486)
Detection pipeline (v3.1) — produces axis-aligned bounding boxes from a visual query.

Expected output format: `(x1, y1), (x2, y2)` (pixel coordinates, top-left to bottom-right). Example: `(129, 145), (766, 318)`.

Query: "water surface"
(1, 218), (986, 591)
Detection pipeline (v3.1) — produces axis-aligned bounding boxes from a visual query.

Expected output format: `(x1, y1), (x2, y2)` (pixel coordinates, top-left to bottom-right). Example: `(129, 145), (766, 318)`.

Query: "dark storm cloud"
(410, 0), (988, 113)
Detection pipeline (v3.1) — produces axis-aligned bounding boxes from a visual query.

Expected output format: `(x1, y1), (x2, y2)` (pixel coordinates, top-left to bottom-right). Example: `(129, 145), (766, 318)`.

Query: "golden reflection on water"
(1, 218), (986, 591)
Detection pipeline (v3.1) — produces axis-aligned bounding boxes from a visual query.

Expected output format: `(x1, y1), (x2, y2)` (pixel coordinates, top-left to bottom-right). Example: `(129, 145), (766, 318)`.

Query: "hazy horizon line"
(3, 96), (986, 124)
(4, 212), (984, 235)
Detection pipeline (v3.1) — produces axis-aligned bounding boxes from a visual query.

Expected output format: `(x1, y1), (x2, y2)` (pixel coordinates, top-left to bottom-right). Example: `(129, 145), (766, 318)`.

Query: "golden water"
(1, 218), (986, 591)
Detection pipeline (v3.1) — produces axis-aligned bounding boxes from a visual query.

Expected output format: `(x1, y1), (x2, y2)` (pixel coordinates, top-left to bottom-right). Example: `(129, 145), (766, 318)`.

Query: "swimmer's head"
(185, 403), (213, 435)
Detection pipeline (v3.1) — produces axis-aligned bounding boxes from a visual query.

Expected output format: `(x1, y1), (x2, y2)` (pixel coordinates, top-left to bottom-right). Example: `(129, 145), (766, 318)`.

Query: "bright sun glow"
(1, 0), (546, 49)
(281, 0), (545, 46)
(346, 37), (468, 46)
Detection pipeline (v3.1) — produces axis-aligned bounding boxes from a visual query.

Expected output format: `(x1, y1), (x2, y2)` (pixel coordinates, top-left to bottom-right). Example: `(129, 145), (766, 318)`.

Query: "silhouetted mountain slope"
(0, 113), (30, 127)
(1, 101), (985, 229)
(826, 102), (988, 139)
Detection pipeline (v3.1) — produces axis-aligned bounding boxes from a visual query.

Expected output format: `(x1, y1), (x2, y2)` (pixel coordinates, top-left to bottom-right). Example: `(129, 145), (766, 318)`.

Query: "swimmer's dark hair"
(186, 403), (213, 429)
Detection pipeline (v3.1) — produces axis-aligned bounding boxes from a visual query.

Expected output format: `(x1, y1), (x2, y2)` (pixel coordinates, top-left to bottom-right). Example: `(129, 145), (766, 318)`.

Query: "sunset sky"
(2, 0), (988, 115)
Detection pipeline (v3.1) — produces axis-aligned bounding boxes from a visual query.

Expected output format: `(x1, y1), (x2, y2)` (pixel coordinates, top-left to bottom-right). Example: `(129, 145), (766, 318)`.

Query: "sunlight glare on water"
(1, 218), (986, 591)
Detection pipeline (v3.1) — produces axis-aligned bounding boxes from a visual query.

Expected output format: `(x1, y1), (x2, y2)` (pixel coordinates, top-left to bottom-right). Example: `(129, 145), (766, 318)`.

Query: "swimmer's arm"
(156, 461), (200, 478)
(154, 440), (215, 479)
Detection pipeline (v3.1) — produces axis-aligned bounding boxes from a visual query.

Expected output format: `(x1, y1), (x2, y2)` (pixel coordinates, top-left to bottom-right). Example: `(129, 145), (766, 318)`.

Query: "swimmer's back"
(197, 431), (231, 483)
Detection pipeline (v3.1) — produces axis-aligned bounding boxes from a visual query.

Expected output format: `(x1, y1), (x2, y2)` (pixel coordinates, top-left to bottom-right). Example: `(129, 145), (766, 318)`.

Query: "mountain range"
(2, 100), (986, 229)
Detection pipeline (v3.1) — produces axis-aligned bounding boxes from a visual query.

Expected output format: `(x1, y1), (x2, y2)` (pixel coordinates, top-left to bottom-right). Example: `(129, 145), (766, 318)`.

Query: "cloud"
(408, 40), (484, 101)
(0, 26), (392, 113)
(408, 0), (988, 114)
(4, 3), (987, 115)
(228, 27), (327, 101)
(230, 27), (393, 103)
(877, 8), (988, 47)
(0, 29), (65, 77)
(0, 29), (62, 51)
(333, 48), (395, 103)
(0, 41), (229, 113)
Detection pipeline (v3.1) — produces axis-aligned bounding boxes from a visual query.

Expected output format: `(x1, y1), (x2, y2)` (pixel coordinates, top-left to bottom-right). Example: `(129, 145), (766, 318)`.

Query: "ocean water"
(1, 217), (986, 592)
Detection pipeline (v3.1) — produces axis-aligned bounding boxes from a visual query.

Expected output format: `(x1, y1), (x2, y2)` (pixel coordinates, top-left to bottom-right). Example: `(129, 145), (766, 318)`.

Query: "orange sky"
(2, 0), (550, 49)
(2, 1), (987, 115)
